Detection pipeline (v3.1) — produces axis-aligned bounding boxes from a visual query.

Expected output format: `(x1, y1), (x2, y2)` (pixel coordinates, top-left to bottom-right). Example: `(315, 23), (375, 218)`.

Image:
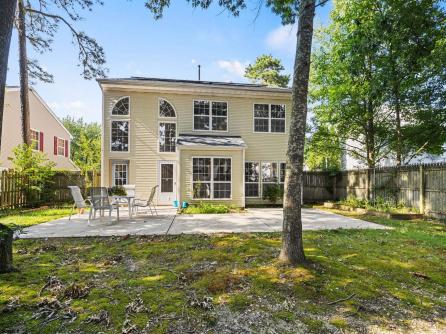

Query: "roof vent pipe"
(198, 65), (201, 81)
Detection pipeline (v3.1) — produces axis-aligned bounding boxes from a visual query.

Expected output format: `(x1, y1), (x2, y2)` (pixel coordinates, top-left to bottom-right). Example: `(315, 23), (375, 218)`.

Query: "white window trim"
(192, 100), (229, 133)
(244, 161), (260, 198)
(110, 96), (130, 117)
(252, 103), (286, 134)
(110, 119), (130, 153)
(157, 120), (177, 154)
(56, 136), (66, 156)
(30, 128), (40, 151)
(112, 161), (129, 186)
(191, 156), (233, 200)
(158, 97), (177, 119)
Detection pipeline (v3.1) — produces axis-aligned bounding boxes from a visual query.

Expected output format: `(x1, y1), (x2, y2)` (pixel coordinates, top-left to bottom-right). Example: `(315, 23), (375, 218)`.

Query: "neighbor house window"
(193, 100), (228, 131)
(253, 104), (286, 133)
(30, 130), (40, 151)
(57, 138), (65, 156)
(112, 161), (128, 186)
(159, 122), (176, 152)
(192, 157), (231, 199)
(245, 162), (260, 197)
(111, 97), (129, 116)
(111, 121), (129, 152)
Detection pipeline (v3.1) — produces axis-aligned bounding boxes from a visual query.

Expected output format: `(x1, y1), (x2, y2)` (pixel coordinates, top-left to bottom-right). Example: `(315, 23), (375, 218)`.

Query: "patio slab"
(19, 207), (388, 239)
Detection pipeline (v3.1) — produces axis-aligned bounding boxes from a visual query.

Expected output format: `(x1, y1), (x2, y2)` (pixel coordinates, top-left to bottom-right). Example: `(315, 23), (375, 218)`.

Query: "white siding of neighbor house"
(1, 88), (78, 171)
(101, 84), (291, 206)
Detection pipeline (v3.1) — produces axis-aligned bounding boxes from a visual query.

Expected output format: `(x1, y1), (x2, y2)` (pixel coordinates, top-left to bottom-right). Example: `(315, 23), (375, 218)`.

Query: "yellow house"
(98, 77), (291, 207)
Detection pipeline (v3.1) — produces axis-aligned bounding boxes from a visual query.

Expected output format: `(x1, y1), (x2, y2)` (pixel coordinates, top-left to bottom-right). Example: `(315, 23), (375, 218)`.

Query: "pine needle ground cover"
(0, 212), (445, 333)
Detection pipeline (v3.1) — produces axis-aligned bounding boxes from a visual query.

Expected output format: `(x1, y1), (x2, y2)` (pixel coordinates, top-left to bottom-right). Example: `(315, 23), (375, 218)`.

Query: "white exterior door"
(158, 161), (177, 205)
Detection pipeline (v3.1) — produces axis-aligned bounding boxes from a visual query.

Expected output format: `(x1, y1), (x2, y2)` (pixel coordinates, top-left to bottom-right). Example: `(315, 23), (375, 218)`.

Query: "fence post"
(419, 164), (425, 214)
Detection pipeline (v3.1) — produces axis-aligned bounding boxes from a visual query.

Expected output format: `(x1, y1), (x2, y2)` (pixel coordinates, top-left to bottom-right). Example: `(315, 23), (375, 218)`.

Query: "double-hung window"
(193, 157), (231, 199)
(111, 121), (129, 152)
(262, 162), (279, 194)
(253, 104), (286, 133)
(30, 130), (40, 151)
(193, 100), (228, 131)
(245, 162), (260, 197)
(112, 161), (129, 186)
(57, 138), (65, 156)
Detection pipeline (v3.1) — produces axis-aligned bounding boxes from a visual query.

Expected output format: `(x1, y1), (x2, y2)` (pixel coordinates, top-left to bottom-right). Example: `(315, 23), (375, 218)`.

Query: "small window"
(159, 99), (176, 118)
(192, 157), (231, 199)
(30, 130), (40, 150)
(159, 122), (176, 152)
(57, 138), (65, 156)
(245, 162), (260, 197)
(111, 121), (129, 152)
(112, 97), (129, 116)
(253, 104), (286, 133)
(194, 100), (228, 131)
(113, 161), (128, 186)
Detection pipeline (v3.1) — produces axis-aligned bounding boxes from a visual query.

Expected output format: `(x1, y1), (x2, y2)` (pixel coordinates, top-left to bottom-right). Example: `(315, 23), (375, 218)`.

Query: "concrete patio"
(19, 207), (389, 238)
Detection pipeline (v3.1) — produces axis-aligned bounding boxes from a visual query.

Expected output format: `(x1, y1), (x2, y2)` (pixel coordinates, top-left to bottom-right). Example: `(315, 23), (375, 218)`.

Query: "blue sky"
(7, 1), (332, 123)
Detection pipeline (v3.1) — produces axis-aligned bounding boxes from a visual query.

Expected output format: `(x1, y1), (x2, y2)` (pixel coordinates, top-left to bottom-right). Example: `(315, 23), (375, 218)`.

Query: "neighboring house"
(98, 77), (291, 207)
(0, 86), (78, 171)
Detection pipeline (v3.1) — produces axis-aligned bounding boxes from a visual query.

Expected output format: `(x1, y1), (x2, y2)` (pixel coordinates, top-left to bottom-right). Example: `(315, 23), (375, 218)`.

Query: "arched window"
(159, 99), (176, 118)
(112, 97), (129, 116)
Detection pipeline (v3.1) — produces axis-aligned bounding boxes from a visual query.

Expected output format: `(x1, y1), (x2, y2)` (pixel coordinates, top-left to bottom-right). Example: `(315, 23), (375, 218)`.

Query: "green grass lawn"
(0, 210), (445, 333)
(0, 207), (74, 228)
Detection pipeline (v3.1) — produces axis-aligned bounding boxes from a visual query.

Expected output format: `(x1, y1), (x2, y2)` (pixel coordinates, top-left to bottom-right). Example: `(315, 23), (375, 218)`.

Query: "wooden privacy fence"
(0, 170), (101, 210)
(302, 162), (446, 216)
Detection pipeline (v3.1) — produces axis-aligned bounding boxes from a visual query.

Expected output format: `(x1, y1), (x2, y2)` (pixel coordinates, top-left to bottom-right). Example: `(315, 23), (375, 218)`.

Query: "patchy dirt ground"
(0, 213), (445, 333)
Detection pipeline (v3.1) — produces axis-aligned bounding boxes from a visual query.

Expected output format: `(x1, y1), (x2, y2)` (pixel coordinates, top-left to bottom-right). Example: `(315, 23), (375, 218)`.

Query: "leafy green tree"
(9, 144), (56, 205)
(62, 117), (101, 186)
(374, 0), (446, 165)
(305, 119), (342, 171)
(245, 54), (290, 87)
(311, 0), (446, 168)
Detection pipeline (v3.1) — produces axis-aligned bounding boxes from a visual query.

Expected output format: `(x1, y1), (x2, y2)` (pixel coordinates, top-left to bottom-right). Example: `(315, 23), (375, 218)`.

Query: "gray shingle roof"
(177, 134), (247, 148)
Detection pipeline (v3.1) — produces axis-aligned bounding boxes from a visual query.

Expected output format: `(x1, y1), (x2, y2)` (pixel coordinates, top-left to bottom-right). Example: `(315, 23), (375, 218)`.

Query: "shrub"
(9, 144), (56, 207)
(181, 202), (233, 214)
(108, 186), (127, 196)
(262, 183), (283, 203)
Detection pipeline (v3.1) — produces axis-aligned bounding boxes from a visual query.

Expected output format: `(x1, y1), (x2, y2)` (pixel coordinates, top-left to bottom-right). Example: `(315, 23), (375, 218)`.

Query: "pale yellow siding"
(101, 80), (291, 206)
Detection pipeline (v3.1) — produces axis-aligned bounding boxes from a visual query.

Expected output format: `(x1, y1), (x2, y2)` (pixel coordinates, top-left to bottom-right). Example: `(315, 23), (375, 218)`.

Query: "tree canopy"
(245, 54), (290, 88)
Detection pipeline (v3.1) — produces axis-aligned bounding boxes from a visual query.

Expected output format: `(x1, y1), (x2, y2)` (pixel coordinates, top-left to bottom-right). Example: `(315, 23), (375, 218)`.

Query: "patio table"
(112, 195), (135, 219)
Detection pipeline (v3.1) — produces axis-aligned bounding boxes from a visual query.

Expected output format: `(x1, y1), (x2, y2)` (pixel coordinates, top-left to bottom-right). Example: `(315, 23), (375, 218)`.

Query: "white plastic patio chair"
(89, 187), (120, 224)
(133, 185), (159, 216)
(68, 186), (90, 220)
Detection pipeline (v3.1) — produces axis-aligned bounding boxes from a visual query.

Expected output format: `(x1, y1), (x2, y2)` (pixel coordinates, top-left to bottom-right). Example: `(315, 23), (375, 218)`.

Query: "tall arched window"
(159, 99), (176, 152)
(112, 97), (130, 116)
(159, 99), (176, 118)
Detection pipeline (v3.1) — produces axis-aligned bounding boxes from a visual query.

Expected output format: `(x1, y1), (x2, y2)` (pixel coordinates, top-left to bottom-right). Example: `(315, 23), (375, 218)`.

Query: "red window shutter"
(64, 140), (69, 158)
(54, 136), (58, 155)
(39, 132), (44, 152)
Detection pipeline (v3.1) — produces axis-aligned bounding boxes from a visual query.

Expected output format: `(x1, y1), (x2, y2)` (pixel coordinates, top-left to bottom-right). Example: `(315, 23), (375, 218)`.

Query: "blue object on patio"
(173, 200), (179, 208)
(181, 201), (189, 208)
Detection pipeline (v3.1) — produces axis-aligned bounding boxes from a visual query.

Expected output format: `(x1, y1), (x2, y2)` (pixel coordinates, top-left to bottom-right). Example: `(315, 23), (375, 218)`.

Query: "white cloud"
(216, 60), (248, 78)
(265, 24), (296, 53)
(48, 100), (90, 119)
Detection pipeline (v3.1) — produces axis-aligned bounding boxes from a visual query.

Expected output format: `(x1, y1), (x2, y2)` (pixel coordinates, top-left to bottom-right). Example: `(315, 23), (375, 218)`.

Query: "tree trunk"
(0, 0), (18, 151)
(280, 0), (316, 265)
(18, 0), (31, 145)
(0, 224), (13, 273)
